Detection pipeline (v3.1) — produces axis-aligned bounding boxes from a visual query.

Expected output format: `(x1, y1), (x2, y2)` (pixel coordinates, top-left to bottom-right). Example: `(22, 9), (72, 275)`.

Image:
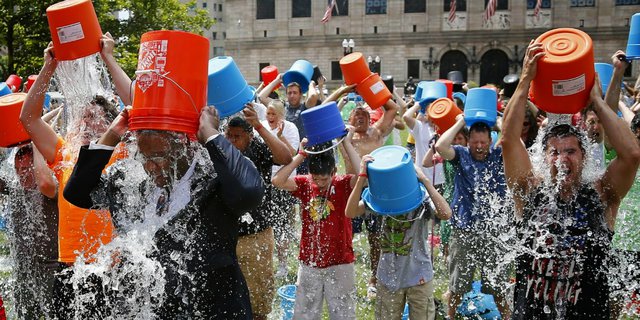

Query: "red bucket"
(340, 52), (371, 85)
(25, 75), (37, 93)
(436, 79), (453, 100)
(261, 65), (280, 90)
(529, 28), (595, 114)
(5, 75), (21, 93)
(0, 93), (31, 148)
(46, 0), (103, 61)
(356, 73), (392, 110)
(129, 30), (209, 135)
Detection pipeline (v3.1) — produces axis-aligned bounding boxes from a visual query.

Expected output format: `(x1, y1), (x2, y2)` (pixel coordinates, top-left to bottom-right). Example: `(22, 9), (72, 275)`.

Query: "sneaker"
(366, 285), (377, 300)
(275, 263), (288, 278)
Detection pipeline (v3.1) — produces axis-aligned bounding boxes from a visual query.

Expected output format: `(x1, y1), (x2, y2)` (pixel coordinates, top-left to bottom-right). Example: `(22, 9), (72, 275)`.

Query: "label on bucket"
(552, 74), (585, 97)
(56, 22), (85, 44)
(136, 40), (169, 92)
(370, 81), (386, 95)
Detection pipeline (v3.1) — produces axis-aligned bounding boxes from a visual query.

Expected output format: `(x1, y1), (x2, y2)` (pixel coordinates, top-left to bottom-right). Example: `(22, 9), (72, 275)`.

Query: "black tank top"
(512, 184), (612, 320)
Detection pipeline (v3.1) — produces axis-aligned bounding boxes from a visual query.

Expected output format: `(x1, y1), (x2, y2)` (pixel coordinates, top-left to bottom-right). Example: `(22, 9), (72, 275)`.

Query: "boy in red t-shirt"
(272, 133), (361, 320)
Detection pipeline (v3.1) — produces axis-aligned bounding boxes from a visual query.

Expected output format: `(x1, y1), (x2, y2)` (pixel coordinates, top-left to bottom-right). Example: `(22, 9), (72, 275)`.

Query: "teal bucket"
(283, 60), (313, 94)
(594, 63), (613, 96)
(207, 56), (256, 118)
(464, 88), (497, 127)
(362, 145), (427, 215)
(277, 285), (296, 320)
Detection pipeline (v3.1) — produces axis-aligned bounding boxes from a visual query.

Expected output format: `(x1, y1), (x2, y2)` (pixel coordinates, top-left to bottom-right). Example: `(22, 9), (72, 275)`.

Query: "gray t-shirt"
(375, 207), (434, 291)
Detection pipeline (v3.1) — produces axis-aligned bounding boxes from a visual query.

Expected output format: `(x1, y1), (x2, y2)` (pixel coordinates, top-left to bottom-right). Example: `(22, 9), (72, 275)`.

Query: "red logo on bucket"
(136, 40), (168, 92)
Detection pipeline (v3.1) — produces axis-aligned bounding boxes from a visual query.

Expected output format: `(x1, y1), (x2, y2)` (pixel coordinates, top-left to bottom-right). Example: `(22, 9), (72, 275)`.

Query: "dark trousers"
(52, 263), (110, 319)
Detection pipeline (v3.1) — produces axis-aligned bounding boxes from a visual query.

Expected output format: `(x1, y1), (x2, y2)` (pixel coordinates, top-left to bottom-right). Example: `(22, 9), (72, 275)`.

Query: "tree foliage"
(0, 0), (213, 80)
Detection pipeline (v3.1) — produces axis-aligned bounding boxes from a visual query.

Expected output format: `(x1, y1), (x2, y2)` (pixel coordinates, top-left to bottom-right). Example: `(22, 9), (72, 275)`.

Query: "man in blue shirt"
(436, 114), (510, 319)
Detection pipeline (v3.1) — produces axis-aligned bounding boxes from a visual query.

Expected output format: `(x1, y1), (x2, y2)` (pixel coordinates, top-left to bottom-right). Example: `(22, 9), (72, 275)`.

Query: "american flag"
(533, 0), (543, 18)
(483, 0), (497, 23)
(448, 0), (457, 23)
(321, 0), (337, 24)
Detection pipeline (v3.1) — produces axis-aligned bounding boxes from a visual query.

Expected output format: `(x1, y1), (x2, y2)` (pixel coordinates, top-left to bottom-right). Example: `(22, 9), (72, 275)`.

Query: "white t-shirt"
(261, 119), (300, 177)
(411, 120), (445, 185)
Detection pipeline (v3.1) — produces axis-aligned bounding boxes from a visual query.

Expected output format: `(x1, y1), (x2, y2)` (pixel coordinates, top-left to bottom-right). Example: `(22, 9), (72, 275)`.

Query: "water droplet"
(543, 305), (551, 313)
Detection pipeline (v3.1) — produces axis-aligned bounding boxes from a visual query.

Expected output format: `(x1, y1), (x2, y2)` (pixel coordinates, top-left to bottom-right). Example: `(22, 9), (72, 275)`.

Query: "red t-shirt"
(292, 174), (355, 268)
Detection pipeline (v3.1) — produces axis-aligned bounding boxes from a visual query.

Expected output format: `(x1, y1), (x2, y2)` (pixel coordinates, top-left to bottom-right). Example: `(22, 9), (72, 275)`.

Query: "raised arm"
(401, 99), (420, 130)
(604, 50), (628, 114)
(100, 32), (133, 106)
(592, 77), (640, 227)
(342, 128), (362, 188)
(415, 165), (451, 220)
(324, 84), (356, 103)
(435, 115), (465, 161)
(257, 73), (282, 106)
(272, 139), (308, 192)
(33, 145), (57, 199)
(345, 155), (373, 218)
(244, 103), (292, 165)
(501, 41), (543, 216)
(20, 42), (59, 163)
(372, 98), (399, 137)
(305, 80), (319, 107)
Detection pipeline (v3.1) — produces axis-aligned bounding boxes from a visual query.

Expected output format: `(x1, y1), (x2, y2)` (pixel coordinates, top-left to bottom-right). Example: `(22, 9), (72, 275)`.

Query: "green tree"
(0, 0), (213, 81)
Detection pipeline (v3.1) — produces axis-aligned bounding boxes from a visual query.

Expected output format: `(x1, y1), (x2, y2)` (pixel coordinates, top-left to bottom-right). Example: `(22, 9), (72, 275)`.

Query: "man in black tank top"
(501, 43), (640, 319)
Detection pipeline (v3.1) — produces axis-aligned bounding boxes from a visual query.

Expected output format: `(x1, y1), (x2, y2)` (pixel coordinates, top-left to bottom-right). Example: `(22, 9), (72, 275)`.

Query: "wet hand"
(455, 113), (465, 123)
(414, 165), (430, 184)
(299, 138), (308, 152)
(611, 50), (629, 71)
(521, 40), (545, 82)
(343, 84), (357, 95)
(100, 32), (116, 57)
(198, 107), (220, 143)
(360, 155), (374, 175)
(43, 42), (57, 68)
(242, 103), (260, 128)
(109, 106), (131, 137)
(345, 125), (355, 142)
(590, 73), (604, 102)
(276, 73), (284, 83)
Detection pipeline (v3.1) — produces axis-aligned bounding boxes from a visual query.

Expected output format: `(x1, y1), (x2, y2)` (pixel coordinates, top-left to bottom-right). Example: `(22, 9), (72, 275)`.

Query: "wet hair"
(308, 149), (335, 176)
(286, 82), (302, 93)
(541, 124), (586, 154)
(469, 122), (492, 140)
(91, 95), (118, 122)
(579, 103), (596, 119)
(227, 117), (253, 133)
(631, 113), (640, 133)
(15, 144), (33, 159)
(523, 108), (539, 148)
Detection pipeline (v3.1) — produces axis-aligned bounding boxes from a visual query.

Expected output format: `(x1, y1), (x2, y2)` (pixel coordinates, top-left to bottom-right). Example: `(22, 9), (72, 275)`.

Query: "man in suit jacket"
(63, 107), (265, 319)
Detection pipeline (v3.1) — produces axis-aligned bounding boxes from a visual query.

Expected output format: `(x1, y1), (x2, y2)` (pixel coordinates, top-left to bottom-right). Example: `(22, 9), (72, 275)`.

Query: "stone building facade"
(207, 0), (639, 87)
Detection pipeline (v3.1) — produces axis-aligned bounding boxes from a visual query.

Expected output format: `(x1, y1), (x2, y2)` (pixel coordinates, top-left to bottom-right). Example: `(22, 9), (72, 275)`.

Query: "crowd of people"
(0, 33), (639, 320)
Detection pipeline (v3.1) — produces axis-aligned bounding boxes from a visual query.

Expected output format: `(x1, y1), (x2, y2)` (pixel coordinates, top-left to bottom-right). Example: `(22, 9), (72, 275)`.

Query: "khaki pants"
(237, 227), (275, 316)
(293, 263), (356, 320)
(376, 281), (436, 320)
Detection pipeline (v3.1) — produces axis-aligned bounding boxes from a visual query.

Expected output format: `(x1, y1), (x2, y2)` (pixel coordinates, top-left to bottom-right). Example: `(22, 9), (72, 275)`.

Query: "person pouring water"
(502, 41), (640, 319)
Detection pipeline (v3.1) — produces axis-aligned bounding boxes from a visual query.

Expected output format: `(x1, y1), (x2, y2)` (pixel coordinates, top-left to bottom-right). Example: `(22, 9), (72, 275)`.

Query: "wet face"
(286, 86), (302, 106)
(225, 126), (252, 152)
(545, 136), (585, 188)
(137, 132), (185, 188)
(79, 105), (109, 144)
(349, 108), (370, 132)
(14, 153), (36, 189)
(583, 111), (603, 143)
(468, 131), (491, 161)
(453, 132), (468, 146)
(311, 173), (334, 191)
(266, 107), (282, 126)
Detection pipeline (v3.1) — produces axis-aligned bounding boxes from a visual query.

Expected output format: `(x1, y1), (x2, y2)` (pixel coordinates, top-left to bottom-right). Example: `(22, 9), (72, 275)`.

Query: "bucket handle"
(135, 69), (199, 112)
(303, 135), (346, 155)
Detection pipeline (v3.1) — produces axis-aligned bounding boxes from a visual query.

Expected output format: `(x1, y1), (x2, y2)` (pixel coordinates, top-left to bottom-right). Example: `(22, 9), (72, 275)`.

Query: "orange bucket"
(261, 65), (280, 90)
(129, 30), (209, 135)
(0, 93), (31, 147)
(356, 73), (392, 110)
(340, 52), (371, 85)
(427, 98), (462, 135)
(529, 28), (595, 114)
(46, 0), (103, 61)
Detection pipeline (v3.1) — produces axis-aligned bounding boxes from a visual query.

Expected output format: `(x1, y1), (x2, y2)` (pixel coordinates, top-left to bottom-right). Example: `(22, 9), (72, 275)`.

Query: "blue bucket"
(464, 88), (497, 127)
(402, 303), (409, 320)
(418, 81), (447, 109)
(457, 281), (502, 319)
(0, 83), (11, 97)
(43, 92), (51, 111)
(283, 60), (313, 94)
(452, 91), (466, 105)
(277, 285), (296, 320)
(594, 63), (613, 96)
(207, 56), (256, 118)
(301, 101), (347, 146)
(362, 145), (427, 215)
(413, 81), (426, 104)
(626, 13), (640, 60)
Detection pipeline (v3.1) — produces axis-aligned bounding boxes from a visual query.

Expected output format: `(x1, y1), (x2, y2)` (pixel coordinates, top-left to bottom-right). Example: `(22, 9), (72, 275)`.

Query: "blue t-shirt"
(285, 102), (307, 139)
(449, 145), (507, 230)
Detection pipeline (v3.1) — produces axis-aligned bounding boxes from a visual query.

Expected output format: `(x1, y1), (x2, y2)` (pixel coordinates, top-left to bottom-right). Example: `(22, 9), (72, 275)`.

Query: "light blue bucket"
(413, 81), (426, 104)
(0, 83), (12, 97)
(418, 81), (447, 109)
(452, 91), (466, 108)
(207, 56), (256, 118)
(362, 145), (427, 216)
(457, 281), (502, 319)
(301, 101), (347, 146)
(464, 88), (497, 127)
(594, 63), (613, 96)
(626, 13), (640, 60)
(277, 285), (296, 320)
(402, 303), (409, 320)
(283, 60), (314, 94)
(43, 93), (51, 111)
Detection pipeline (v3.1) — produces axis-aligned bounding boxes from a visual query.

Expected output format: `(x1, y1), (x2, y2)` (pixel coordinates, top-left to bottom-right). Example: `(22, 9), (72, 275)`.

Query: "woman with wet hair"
(19, 36), (131, 317)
